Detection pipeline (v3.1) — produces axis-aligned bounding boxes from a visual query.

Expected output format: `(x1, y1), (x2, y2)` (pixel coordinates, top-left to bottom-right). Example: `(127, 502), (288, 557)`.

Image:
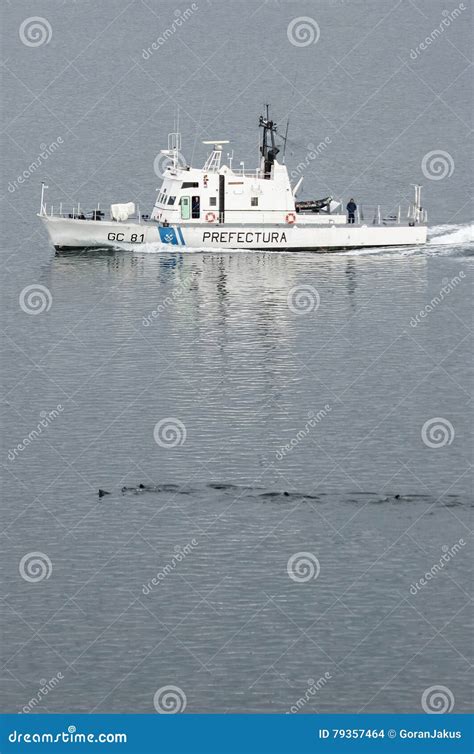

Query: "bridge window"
(251, 197), (259, 206)
(182, 181), (199, 188)
(192, 195), (200, 219)
(168, 196), (176, 205)
(209, 197), (217, 206)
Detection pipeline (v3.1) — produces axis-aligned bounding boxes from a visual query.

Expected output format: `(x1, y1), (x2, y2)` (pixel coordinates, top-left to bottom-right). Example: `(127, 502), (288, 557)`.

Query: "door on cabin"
(191, 196), (201, 219)
(180, 196), (190, 220)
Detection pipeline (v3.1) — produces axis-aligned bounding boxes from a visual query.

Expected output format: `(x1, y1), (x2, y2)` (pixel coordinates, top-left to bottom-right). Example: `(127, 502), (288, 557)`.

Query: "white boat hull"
(40, 215), (428, 252)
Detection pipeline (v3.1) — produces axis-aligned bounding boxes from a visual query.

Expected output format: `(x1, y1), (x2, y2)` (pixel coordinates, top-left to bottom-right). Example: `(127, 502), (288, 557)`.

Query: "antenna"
(282, 117), (290, 163)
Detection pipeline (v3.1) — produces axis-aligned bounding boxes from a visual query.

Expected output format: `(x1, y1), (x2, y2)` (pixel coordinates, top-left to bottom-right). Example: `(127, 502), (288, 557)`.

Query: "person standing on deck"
(346, 198), (357, 224)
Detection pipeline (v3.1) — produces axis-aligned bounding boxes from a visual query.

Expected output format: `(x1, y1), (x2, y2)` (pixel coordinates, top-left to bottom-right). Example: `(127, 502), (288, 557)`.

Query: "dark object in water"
(208, 482), (239, 491)
(98, 489), (110, 498)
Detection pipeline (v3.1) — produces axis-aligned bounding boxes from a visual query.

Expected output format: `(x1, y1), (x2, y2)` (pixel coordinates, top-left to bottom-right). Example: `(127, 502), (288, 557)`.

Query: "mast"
(259, 105), (280, 179)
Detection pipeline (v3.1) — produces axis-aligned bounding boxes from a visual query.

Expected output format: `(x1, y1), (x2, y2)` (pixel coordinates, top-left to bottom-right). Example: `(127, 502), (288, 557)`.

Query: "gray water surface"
(1, 0), (473, 715)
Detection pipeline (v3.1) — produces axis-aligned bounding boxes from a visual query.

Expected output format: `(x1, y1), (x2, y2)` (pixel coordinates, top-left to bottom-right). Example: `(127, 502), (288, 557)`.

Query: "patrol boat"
(39, 109), (428, 252)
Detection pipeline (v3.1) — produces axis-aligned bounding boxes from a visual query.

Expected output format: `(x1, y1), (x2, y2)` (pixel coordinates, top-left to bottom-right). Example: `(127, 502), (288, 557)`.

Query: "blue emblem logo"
(159, 227), (179, 245)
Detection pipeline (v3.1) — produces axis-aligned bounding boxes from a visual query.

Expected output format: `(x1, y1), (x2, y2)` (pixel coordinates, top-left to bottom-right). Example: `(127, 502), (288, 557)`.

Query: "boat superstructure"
(39, 109), (428, 252)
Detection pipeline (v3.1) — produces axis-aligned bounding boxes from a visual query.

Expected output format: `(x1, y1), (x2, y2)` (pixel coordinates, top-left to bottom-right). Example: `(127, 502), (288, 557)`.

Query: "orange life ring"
(205, 212), (216, 223)
(286, 212), (296, 224)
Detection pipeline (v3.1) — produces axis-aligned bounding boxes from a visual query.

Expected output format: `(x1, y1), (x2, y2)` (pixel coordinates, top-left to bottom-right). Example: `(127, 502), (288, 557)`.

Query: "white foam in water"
(136, 243), (281, 255)
(428, 223), (474, 246)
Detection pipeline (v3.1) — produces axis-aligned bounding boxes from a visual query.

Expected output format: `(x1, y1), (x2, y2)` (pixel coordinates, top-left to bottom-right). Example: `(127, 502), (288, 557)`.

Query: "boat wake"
(339, 222), (473, 257)
(428, 222), (473, 246)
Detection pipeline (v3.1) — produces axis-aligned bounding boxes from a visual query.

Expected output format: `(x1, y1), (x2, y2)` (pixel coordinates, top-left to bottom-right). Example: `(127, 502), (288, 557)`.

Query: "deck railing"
(42, 204), (150, 222)
(41, 202), (428, 226)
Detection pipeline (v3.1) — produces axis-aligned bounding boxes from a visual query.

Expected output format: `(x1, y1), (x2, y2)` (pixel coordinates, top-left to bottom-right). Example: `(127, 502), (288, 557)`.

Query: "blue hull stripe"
(177, 226), (185, 246)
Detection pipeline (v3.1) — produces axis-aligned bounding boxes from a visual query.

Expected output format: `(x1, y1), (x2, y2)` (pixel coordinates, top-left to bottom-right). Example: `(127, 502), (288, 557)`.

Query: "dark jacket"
(346, 201), (357, 213)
